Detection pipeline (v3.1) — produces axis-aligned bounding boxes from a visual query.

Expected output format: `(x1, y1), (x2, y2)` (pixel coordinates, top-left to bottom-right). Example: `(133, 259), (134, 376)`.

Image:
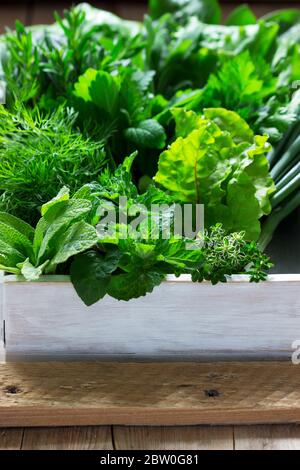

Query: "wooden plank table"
(0, 1), (295, 33)
(1, 362), (300, 428)
(1, 424), (300, 450)
(0, 361), (299, 451)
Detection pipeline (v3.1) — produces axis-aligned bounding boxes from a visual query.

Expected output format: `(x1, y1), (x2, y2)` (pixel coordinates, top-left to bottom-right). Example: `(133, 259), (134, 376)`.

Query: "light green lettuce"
(155, 107), (275, 240)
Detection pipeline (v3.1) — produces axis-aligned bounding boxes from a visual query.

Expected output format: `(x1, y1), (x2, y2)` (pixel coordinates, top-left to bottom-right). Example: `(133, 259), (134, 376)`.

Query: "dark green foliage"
(0, 105), (106, 224)
(0, 1), (299, 304)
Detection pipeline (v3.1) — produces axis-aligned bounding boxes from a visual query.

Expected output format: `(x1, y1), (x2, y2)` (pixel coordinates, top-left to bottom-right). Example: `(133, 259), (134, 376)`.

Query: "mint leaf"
(46, 220), (98, 272)
(0, 220), (33, 258)
(0, 212), (34, 241)
(108, 270), (165, 301)
(35, 198), (92, 264)
(70, 249), (121, 306)
(19, 258), (49, 281)
(0, 238), (26, 267)
(41, 186), (70, 217)
(120, 70), (155, 124)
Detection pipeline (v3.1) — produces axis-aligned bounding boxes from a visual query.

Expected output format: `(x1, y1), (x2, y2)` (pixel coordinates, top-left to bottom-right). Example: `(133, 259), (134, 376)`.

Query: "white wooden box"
(1, 274), (300, 362)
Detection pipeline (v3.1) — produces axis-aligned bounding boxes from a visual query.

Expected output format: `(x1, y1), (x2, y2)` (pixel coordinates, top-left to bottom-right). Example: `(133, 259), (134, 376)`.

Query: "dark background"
(0, 1), (299, 32)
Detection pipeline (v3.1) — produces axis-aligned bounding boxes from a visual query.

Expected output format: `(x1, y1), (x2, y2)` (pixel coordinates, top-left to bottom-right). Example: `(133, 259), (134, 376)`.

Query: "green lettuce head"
(154, 107), (275, 240)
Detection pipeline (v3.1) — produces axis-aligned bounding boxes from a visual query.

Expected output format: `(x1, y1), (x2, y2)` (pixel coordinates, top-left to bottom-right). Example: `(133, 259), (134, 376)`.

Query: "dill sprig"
(0, 105), (106, 225)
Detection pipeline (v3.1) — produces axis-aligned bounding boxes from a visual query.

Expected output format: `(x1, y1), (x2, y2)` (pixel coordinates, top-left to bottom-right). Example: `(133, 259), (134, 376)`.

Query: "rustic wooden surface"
(0, 1), (294, 33)
(1, 424), (300, 450)
(0, 362), (300, 428)
(113, 425), (234, 450)
(234, 425), (300, 450)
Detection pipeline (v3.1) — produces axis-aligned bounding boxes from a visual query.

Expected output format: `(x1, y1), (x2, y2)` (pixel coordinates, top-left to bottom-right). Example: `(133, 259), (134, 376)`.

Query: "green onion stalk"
(259, 120), (300, 250)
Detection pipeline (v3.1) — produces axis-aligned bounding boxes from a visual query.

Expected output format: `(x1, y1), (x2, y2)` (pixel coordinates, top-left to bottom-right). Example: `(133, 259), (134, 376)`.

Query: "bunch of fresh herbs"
(0, 0), (299, 303)
(0, 156), (272, 305)
(0, 104), (106, 225)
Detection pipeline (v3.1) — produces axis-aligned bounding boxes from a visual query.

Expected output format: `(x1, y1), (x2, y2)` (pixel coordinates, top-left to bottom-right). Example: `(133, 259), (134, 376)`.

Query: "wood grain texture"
(234, 425), (300, 450)
(1, 424), (300, 450)
(4, 275), (300, 361)
(28, 2), (296, 28)
(21, 426), (113, 450)
(114, 4), (147, 20)
(30, 2), (73, 25)
(31, 2), (120, 25)
(0, 1), (291, 34)
(113, 426), (234, 450)
(0, 428), (23, 449)
(0, 6), (28, 33)
(0, 362), (300, 427)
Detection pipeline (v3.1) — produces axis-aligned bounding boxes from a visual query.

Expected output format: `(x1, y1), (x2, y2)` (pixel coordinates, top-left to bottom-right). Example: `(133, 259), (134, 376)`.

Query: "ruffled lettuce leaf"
(155, 108), (275, 240)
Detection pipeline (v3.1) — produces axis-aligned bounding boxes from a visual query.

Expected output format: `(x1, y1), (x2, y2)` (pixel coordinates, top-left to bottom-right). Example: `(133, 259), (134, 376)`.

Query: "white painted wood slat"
(2, 274), (300, 362)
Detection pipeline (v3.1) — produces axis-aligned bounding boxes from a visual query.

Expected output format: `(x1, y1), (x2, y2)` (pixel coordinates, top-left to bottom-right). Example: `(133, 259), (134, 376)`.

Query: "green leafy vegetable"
(0, 153), (272, 304)
(108, 270), (165, 301)
(70, 158), (272, 305)
(70, 249), (121, 305)
(1, 1), (297, 305)
(149, 0), (221, 24)
(226, 5), (256, 26)
(0, 189), (99, 278)
(0, 105), (106, 224)
(259, 119), (300, 249)
(155, 108), (275, 240)
(124, 119), (166, 149)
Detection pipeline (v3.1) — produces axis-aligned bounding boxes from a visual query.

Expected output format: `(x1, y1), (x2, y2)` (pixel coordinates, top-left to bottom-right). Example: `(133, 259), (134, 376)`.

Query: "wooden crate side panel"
(3, 280), (300, 361)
